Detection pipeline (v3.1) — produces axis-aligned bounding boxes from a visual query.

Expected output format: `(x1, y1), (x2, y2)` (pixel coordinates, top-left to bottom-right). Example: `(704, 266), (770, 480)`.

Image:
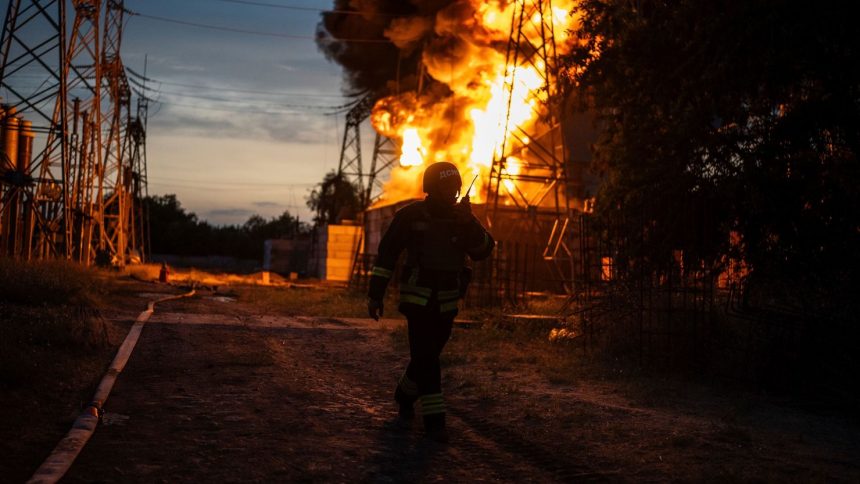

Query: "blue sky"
(120, 0), (349, 225)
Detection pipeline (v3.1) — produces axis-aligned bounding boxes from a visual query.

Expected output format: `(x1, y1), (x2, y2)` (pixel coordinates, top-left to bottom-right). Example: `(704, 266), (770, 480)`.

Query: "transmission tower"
(486, 0), (577, 293)
(99, 0), (130, 265)
(335, 94), (400, 210)
(127, 59), (153, 262)
(0, 0), (68, 259)
(365, 133), (398, 205)
(1, 0), (141, 265)
(336, 95), (372, 208)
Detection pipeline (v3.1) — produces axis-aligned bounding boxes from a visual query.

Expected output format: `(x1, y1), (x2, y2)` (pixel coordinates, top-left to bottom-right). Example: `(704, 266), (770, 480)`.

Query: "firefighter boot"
(394, 385), (416, 420)
(423, 413), (449, 443)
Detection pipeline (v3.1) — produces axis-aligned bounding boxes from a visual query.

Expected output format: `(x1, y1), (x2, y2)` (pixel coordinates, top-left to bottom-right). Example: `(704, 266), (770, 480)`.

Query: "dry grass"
(0, 258), (112, 388)
(232, 285), (397, 319)
(0, 257), (125, 481)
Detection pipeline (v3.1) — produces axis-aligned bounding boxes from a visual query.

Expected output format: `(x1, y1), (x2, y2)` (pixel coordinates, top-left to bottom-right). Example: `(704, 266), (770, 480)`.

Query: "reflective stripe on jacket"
(368, 198), (495, 313)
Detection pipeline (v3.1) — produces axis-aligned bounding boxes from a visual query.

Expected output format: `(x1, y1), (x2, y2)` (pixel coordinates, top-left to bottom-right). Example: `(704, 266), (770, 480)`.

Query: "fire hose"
(27, 287), (197, 484)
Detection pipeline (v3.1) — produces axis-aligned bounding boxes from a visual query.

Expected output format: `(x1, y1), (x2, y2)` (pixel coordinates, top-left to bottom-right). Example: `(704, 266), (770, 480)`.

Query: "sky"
(120, 0), (350, 225)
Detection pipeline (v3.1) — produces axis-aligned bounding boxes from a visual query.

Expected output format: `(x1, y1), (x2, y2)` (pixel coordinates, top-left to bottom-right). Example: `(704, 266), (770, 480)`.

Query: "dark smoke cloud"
(315, 0), (458, 95)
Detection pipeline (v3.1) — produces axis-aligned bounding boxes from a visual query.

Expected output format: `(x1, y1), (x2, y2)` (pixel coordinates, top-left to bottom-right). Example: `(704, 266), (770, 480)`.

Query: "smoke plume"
(317, 0), (581, 205)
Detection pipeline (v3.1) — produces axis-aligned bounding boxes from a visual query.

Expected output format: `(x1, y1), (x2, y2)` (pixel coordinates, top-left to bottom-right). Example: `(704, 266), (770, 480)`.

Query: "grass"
(127, 264), (397, 319)
(0, 258), (111, 388)
(0, 257), (122, 481)
(438, 315), (591, 393)
(232, 284), (401, 319)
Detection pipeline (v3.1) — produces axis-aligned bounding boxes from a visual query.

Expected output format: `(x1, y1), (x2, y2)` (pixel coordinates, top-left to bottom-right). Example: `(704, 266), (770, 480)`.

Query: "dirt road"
(63, 293), (601, 483)
(45, 285), (859, 483)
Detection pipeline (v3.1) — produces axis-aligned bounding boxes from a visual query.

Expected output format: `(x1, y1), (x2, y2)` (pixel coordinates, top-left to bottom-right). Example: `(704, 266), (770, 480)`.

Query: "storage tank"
(1, 106), (20, 172)
(17, 120), (34, 174)
(0, 104), (7, 171)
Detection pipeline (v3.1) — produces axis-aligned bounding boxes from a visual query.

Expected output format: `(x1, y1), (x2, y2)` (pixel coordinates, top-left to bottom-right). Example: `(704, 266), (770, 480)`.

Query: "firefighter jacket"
(368, 198), (495, 313)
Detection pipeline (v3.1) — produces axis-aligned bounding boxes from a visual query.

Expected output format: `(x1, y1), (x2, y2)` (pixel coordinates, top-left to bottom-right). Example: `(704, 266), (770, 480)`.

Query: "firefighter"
(367, 161), (495, 442)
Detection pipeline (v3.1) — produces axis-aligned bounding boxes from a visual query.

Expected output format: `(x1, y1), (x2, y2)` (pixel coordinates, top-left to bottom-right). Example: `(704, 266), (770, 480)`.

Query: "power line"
(148, 175), (316, 187)
(128, 74), (348, 102)
(158, 90), (347, 110)
(123, 8), (392, 43)
(211, 0), (403, 17)
(154, 89), (361, 114)
(129, 75), (345, 98)
(151, 99), (331, 115)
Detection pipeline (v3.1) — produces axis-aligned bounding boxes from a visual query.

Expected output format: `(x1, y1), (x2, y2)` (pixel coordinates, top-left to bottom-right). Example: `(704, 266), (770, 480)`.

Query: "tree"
(145, 194), (202, 256)
(566, 0), (860, 311)
(306, 170), (362, 225)
(145, 195), (308, 259)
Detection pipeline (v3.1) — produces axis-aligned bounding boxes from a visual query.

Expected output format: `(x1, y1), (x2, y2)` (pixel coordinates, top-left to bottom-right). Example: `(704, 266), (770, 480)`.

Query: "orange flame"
(371, 0), (581, 206)
(399, 127), (426, 167)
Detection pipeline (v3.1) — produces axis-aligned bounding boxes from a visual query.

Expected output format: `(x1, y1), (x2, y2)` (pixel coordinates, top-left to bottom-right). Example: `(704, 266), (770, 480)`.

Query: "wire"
(126, 72), (346, 100)
(123, 8), (392, 43)
(158, 90), (346, 110)
(152, 99), (329, 115)
(130, 76), (345, 98)
(211, 0), (404, 17)
(149, 180), (313, 199)
(148, 176), (316, 188)
(125, 67), (155, 83)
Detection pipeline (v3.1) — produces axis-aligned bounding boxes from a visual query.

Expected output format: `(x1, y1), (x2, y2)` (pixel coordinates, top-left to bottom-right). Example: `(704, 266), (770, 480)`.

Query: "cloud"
(252, 201), (283, 208)
(149, 100), (332, 144)
(206, 208), (254, 218)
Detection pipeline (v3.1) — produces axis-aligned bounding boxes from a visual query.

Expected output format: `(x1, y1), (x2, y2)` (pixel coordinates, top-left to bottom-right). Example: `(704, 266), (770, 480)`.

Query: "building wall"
(309, 224), (363, 282)
(263, 238), (311, 275)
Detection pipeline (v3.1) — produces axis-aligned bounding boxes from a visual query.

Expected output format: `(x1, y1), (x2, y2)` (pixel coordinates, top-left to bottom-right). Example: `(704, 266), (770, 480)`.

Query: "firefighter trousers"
(397, 301), (455, 424)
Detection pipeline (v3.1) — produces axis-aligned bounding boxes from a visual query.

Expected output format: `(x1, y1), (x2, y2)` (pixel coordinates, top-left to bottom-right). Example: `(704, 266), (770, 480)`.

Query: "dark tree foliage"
(145, 195), (307, 260)
(306, 170), (362, 225)
(567, 1), (860, 314)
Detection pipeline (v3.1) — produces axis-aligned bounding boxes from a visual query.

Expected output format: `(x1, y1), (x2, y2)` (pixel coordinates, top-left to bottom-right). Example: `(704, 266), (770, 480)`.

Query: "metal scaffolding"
(486, 0), (578, 294)
(0, 0), (147, 265)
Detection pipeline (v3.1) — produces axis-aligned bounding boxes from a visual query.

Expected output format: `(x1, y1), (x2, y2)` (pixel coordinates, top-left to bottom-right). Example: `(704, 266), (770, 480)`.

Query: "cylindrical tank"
(18, 120), (34, 174)
(0, 104), (7, 171)
(2, 106), (20, 172)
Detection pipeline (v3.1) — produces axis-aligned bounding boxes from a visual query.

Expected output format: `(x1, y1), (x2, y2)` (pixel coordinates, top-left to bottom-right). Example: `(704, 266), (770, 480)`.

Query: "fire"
(399, 127), (426, 167)
(503, 156), (522, 194)
(371, 0), (580, 206)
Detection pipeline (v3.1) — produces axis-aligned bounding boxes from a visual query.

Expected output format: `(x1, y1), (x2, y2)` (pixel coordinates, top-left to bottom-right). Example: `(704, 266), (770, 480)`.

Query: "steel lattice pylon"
(335, 94), (398, 210)
(99, 0), (130, 264)
(0, 0), (67, 259)
(128, 93), (149, 262)
(0, 0), (146, 265)
(63, 0), (103, 264)
(486, 0), (577, 293)
(366, 132), (398, 205)
(336, 96), (370, 208)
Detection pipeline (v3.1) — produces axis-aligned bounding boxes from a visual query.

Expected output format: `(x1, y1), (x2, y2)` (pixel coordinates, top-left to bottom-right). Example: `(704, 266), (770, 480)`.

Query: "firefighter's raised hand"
(368, 298), (384, 321)
(453, 195), (473, 224)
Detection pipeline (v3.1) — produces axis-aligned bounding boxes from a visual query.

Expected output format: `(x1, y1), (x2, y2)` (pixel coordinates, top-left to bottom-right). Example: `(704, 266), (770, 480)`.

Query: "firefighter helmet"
(422, 162), (462, 194)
